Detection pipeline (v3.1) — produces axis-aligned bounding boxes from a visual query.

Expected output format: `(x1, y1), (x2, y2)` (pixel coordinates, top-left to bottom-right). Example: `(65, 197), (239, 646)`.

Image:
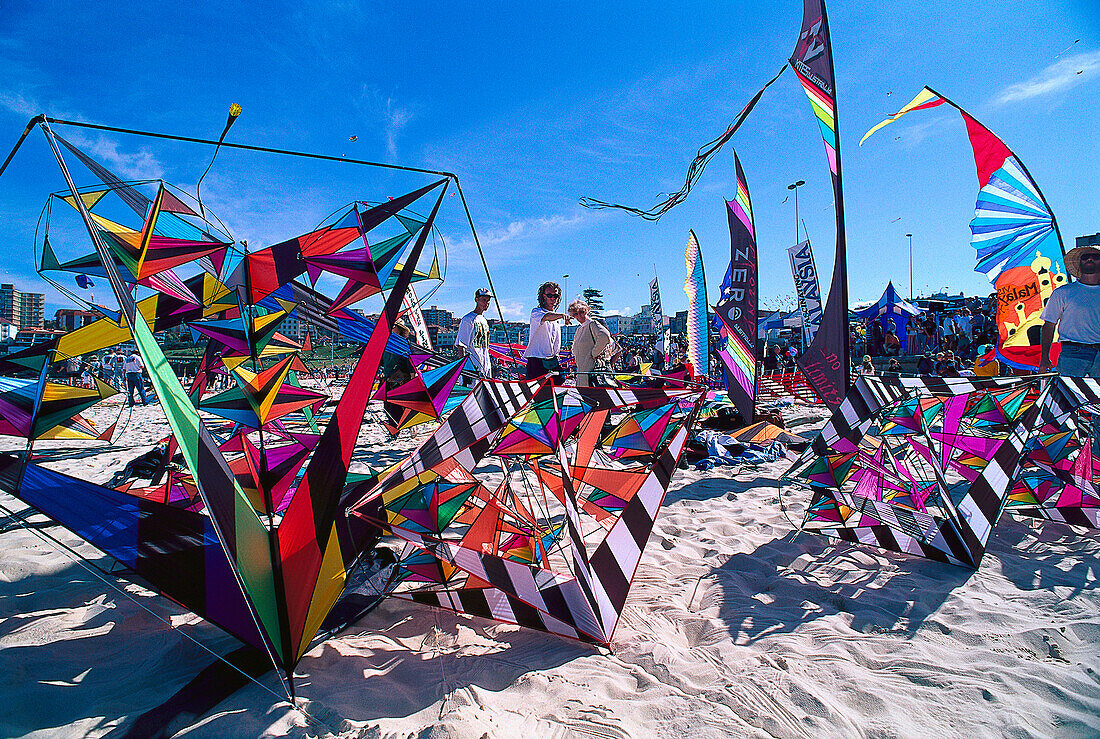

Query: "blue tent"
(854, 282), (922, 354)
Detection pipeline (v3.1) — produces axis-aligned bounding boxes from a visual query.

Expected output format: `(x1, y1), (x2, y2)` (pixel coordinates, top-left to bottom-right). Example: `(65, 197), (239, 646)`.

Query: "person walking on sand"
(124, 349), (148, 406)
(1040, 243), (1100, 377)
(568, 299), (612, 387)
(523, 281), (570, 381)
(112, 350), (126, 390)
(456, 288), (493, 381)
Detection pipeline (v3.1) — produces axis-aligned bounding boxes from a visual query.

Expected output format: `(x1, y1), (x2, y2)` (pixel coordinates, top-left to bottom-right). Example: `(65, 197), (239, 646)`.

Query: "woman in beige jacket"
(568, 300), (612, 387)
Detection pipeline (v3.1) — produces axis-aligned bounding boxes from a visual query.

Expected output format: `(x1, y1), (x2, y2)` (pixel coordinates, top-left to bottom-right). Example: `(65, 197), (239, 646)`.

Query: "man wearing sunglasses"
(523, 281), (570, 380)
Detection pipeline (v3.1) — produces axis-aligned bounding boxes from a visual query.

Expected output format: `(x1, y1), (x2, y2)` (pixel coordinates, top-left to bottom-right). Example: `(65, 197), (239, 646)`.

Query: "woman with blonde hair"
(568, 299), (611, 387)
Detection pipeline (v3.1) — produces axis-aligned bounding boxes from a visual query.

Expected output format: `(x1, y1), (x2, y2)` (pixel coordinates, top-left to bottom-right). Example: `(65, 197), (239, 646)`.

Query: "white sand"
(1, 398), (1099, 738)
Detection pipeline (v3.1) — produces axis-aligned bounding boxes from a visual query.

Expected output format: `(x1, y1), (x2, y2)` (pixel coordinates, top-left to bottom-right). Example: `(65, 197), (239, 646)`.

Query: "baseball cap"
(475, 288), (492, 298)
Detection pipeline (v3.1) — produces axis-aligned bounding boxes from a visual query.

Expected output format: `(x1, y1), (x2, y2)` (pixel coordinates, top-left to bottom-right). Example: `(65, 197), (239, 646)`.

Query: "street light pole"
(787, 180), (805, 244)
(906, 234), (913, 301)
(562, 273), (570, 302)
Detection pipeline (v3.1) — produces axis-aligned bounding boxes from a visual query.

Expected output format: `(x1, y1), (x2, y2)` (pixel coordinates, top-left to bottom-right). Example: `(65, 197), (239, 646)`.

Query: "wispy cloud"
(385, 101), (413, 160)
(445, 211), (588, 266)
(356, 85), (415, 161)
(0, 90), (164, 181)
(994, 50), (1100, 105)
(494, 298), (528, 321)
(77, 134), (164, 181)
(0, 91), (38, 118)
(476, 213), (584, 247)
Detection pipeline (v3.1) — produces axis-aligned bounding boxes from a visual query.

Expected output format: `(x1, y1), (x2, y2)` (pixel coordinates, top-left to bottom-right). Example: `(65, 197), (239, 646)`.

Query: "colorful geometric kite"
(348, 380), (705, 645)
(784, 375), (1045, 568)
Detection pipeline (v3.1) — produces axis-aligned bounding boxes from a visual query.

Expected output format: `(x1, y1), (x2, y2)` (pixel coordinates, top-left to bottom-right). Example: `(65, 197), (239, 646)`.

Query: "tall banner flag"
(684, 230), (710, 375)
(790, 0), (849, 408)
(860, 86), (1068, 370)
(787, 240), (824, 346)
(402, 283), (432, 350)
(650, 275), (667, 359)
(714, 152), (759, 420)
(649, 275), (662, 316)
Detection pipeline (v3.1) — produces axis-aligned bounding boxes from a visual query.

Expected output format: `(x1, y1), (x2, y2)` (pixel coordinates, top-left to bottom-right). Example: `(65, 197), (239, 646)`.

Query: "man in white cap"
(1040, 242), (1100, 376)
(456, 288), (493, 379)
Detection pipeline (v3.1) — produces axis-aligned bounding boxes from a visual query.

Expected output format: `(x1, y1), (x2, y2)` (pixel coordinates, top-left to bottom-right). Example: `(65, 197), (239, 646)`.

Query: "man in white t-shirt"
(523, 281), (570, 381)
(1040, 244), (1100, 377)
(124, 350), (149, 406)
(456, 288), (493, 380)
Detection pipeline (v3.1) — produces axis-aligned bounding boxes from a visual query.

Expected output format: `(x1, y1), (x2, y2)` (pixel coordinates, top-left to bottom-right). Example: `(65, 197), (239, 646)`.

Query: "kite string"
(579, 64), (787, 221)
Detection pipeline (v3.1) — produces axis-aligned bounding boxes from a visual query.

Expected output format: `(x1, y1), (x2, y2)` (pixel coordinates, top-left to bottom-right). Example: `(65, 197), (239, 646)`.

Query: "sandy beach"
(1, 396), (1098, 738)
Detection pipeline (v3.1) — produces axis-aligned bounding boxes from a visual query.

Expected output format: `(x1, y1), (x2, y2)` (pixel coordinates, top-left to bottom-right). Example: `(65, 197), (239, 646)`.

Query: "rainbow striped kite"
(714, 152), (758, 420)
(683, 230), (709, 375)
(789, 0), (849, 408)
(860, 86), (1068, 370)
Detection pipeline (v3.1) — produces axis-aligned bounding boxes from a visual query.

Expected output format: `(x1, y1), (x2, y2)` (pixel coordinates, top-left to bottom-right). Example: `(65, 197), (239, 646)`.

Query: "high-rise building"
(422, 305), (454, 330)
(0, 284), (45, 329)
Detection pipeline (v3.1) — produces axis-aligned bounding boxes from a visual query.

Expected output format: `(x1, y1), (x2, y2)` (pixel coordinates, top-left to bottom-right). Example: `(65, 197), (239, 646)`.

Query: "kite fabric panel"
(860, 86), (1068, 371)
(1006, 376), (1100, 529)
(714, 152), (758, 421)
(683, 230), (709, 375)
(790, 0), (850, 408)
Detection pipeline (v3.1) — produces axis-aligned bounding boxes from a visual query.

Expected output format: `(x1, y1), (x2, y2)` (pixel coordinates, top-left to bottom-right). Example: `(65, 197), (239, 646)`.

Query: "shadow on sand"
(706, 530), (973, 644)
(0, 550), (592, 737)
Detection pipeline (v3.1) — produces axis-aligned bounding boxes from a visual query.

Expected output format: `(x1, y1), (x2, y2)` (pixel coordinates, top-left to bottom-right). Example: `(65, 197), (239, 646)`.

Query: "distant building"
(632, 305), (658, 335)
(0, 319), (16, 342)
(0, 284), (45, 329)
(489, 321), (529, 345)
(563, 323), (578, 348)
(54, 308), (99, 332)
(603, 314), (630, 335)
(669, 310), (687, 336)
(435, 330), (457, 351)
(13, 328), (65, 349)
(422, 305), (454, 330)
(1077, 232), (1100, 248)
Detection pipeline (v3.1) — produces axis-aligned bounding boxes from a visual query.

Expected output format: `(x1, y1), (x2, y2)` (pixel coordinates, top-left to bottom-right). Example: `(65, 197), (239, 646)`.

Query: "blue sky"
(0, 1), (1097, 323)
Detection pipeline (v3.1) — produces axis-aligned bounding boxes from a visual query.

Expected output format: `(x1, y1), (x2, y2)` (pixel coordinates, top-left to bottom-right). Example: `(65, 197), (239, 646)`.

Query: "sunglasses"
(544, 291), (561, 298)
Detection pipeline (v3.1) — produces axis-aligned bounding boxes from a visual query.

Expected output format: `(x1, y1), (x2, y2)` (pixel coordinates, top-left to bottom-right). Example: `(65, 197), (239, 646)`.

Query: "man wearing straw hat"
(1039, 242), (1100, 376)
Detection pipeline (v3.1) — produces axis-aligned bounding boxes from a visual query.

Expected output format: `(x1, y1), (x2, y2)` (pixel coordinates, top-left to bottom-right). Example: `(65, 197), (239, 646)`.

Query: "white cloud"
(0, 91), (38, 118)
(493, 298), (528, 321)
(355, 85), (415, 161)
(78, 135), (164, 181)
(0, 88), (165, 182)
(385, 101), (412, 160)
(445, 211), (588, 267)
(994, 50), (1100, 105)
(477, 213), (584, 247)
